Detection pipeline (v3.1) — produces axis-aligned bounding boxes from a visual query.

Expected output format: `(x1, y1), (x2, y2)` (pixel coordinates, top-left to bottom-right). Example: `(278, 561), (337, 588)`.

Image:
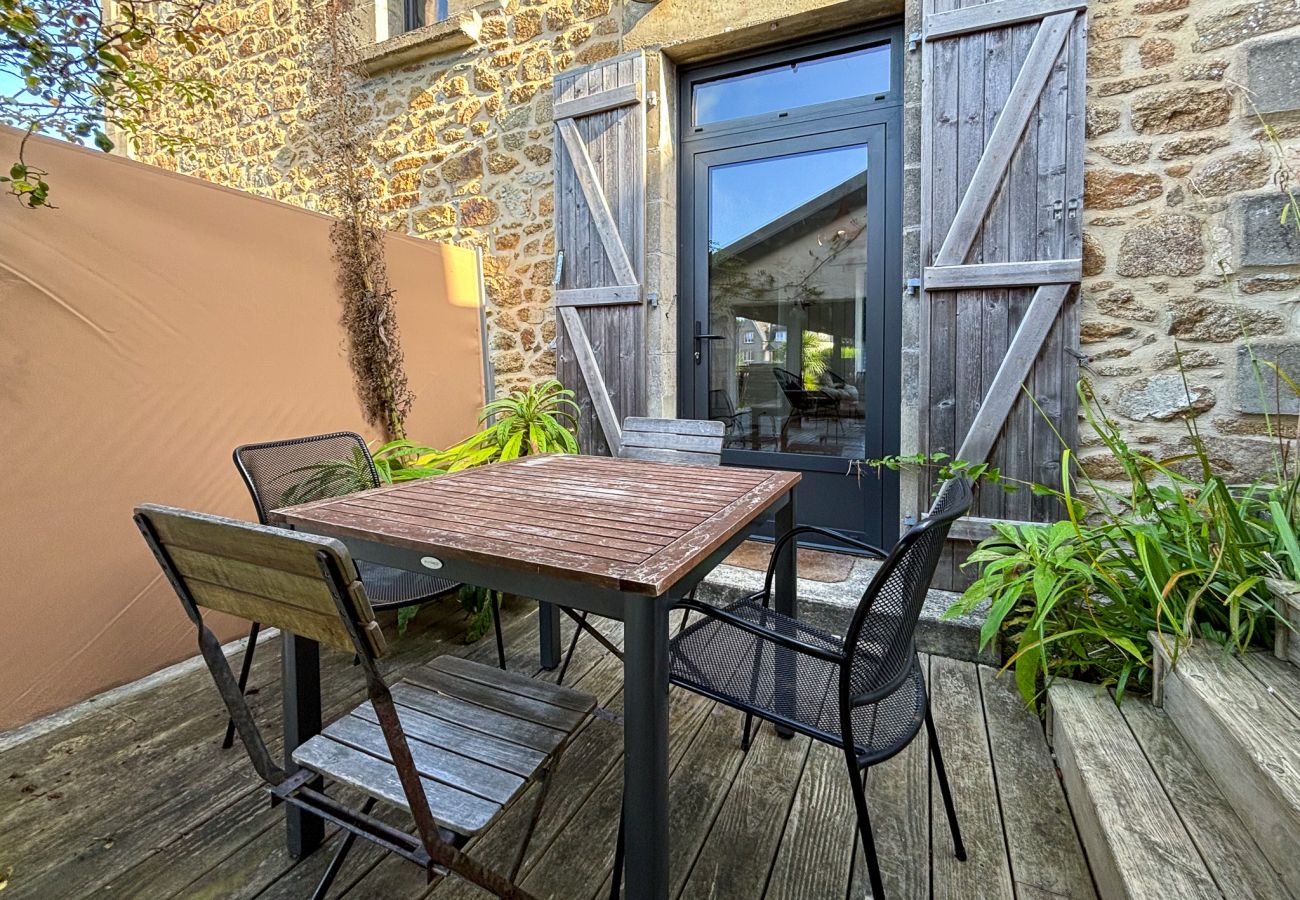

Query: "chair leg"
(556, 611), (585, 686)
(740, 713), (756, 751)
(222, 621), (261, 750)
(926, 708), (966, 861)
(311, 797), (377, 900)
(491, 594), (506, 670)
(509, 764), (555, 882)
(609, 801), (626, 900)
(846, 761), (885, 900)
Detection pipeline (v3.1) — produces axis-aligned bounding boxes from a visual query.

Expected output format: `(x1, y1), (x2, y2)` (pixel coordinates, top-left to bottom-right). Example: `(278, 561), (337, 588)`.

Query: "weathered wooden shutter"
(552, 51), (647, 457)
(918, 0), (1086, 586)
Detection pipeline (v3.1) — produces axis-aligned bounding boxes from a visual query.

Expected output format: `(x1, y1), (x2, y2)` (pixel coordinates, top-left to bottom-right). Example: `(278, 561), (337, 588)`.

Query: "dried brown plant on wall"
(301, 0), (413, 441)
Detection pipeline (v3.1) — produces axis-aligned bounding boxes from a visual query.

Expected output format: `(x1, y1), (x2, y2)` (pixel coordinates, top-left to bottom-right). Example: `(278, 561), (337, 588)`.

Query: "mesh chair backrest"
(134, 504), (387, 657)
(842, 477), (973, 701)
(234, 432), (380, 524)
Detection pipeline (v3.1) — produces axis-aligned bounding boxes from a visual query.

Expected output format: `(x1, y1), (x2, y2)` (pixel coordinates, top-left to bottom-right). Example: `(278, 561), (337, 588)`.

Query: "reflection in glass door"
(708, 143), (870, 460)
(679, 30), (902, 546)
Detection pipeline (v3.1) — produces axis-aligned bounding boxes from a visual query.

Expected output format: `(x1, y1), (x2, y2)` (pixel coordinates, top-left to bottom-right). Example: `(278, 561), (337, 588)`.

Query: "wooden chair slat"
(144, 505), (357, 580)
(407, 666), (588, 732)
(325, 713), (525, 805)
(616, 417), (725, 467)
(622, 429), (727, 454)
(135, 504), (384, 657)
(166, 545), (342, 616)
(291, 735), (502, 835)
(621, 446), (723, 466)
(184, 580), (358, 653)
(353, 701), (548, 778)
(390, 682), (567, 753)
(623, 416), (726, 437)
(429, 655), (597, 714)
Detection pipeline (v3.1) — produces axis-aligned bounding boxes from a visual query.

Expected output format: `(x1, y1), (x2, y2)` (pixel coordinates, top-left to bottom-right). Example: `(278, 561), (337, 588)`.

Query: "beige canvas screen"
(0, 128), (486, 730)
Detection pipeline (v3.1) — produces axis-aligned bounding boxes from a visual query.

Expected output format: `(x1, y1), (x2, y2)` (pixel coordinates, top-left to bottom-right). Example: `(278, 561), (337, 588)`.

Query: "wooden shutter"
(918, 0), (1086, 585)
(552, 51), (647, 457)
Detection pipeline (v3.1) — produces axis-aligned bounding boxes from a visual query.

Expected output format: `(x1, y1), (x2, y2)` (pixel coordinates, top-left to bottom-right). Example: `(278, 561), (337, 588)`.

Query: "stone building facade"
(132, 0), (1300, 487)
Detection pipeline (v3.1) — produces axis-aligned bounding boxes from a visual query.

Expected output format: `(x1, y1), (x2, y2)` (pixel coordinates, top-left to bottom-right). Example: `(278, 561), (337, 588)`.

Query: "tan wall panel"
(0, 128), (485, 730)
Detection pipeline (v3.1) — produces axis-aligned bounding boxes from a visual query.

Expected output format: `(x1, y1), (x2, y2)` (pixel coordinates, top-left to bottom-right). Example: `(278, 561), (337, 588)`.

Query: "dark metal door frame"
(676, 25), (905, 545)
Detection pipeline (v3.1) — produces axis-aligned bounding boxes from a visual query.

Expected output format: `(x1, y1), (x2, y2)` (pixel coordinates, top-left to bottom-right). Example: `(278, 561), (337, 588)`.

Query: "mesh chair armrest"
(674, 598), (846, 664)
(760, 525), (887, 601)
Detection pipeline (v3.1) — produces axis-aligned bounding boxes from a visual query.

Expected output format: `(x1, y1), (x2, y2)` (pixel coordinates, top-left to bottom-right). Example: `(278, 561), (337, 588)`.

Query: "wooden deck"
(0, 598), (1096, 899)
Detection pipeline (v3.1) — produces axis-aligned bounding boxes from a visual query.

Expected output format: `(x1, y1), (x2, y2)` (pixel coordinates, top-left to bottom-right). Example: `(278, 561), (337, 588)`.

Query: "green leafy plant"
(1, 0), (218, 207)
(456, 586), (501, 645)
(946, 377), (1296, 710)
(430, 379), (580, 470)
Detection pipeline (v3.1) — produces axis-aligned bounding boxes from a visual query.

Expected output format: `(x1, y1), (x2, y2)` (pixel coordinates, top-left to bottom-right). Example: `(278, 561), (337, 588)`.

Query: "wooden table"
(272, 453), (800, 899)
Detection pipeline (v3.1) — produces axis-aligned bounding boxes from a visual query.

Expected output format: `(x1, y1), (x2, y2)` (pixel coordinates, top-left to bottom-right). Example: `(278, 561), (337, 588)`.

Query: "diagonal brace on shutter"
(558, 306), (624, 457)
(932, 11), (1076, 268)
(556, 119), (639, 289)
(953, 282), (1071, 467)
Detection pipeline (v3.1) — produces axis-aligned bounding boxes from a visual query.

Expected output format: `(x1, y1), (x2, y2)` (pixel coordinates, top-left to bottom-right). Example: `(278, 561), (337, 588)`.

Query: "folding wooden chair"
(134, 504), (596, 900)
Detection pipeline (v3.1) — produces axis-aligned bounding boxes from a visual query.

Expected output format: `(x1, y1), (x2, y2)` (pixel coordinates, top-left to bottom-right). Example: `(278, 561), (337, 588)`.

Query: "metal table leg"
(283, 632), (323, 857)
(538, 600), (562, 669)
(774, 490), (798, 738)
(622, 595), (670, 900)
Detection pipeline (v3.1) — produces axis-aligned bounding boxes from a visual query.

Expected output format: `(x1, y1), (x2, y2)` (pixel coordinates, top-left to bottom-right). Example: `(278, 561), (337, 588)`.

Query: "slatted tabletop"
(271, 454), (800, 596)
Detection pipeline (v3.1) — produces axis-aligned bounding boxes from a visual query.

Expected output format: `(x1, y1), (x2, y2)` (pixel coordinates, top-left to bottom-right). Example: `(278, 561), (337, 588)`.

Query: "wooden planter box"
(1270, 577), (1300, 667)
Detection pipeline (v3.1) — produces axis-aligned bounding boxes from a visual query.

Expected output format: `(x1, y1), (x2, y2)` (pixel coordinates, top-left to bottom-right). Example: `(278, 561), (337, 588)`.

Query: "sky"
(709, 144), (868, 249)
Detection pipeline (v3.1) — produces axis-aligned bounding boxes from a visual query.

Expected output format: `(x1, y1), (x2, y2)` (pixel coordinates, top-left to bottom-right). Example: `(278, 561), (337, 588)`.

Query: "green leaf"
(93, 130), (114, 152)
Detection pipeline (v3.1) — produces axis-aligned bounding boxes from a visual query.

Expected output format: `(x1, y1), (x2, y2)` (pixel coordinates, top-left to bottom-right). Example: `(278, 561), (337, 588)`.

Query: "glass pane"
(693, 44), (890, 127)
(707, 144), (869, 459)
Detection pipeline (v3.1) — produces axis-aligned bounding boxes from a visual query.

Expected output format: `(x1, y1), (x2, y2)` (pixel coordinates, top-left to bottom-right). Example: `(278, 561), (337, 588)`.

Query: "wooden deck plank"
(855, 697), (930, 900)
(978, 668), (1094, 900)
(4, 600), (1126, 900)
(1048, 678), (1220, 900)
(764, 740), (858, 900)
(929, 655), (1014, 900)
(1121, 698), (1290, 900)
(678, 727), (811, 899)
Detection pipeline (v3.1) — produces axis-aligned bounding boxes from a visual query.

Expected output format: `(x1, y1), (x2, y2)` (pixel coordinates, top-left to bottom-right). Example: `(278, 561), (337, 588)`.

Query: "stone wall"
(130, 0), (1300, 479)
(1078, 0), (1300, 480)
(133, 0), (625, 397)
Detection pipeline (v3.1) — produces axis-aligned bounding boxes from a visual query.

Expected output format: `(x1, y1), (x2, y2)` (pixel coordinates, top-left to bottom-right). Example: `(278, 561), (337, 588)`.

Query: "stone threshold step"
(697, 552), (996, 665)
(1153, 636), (1300, 895)
(1048, 678), (1289, 900)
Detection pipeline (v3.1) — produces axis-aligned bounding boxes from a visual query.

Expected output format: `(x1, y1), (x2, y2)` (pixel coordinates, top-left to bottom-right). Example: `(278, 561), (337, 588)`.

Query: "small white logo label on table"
(420, 556), (443, 570)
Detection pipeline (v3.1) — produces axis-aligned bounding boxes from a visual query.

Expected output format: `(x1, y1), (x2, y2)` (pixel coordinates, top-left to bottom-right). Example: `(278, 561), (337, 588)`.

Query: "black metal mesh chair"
(223, 432), (504, 749)
(638, 477), (974, 900)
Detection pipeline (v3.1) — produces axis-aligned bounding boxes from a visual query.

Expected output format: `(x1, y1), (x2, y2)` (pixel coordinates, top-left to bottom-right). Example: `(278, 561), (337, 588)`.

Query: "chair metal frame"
(620, 477), (974, 900)
(223, 431), (504, 749)
(134, 507), (558, 900)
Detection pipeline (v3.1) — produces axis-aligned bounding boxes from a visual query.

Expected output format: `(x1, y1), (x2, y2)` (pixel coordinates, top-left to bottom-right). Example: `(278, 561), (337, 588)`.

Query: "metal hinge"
(907, 31), (923, 52)
(646, 90), (659, 109)
(552, 251), (564, 286)
(904, 277), (921, 297)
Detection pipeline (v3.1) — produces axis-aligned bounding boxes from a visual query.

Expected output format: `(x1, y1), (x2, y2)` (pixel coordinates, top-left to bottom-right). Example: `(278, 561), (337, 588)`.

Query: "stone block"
(1192, 149), (1270, 197)
(1246, 35), (1300, 114)
(1115, 373), (1215, 421)
(1236, 340), (1300, 414)
(1235, 193), (1300, 266)
(1116, 214), (1203, 277)
(1194, 0), (1300, 52)
(1085, 169), (1164, 209)
(1131, 87), (1231, 134)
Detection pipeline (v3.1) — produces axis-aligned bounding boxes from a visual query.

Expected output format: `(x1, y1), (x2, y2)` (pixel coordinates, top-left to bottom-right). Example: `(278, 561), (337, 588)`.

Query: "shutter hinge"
(907, 31), (922, 52)
(904, 277), (921, 297)
(646, 89), (658, 109)
(553, 251), (564, 286)
(1067, 198), (1080, 219)
(1052, 199), (1065, 221)
(902, 515), (919, 527)
(647, 291), (659, 309)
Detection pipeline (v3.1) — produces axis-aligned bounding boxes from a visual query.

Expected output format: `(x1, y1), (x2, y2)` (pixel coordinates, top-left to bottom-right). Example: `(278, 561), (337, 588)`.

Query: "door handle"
(694, 321), (724, 364)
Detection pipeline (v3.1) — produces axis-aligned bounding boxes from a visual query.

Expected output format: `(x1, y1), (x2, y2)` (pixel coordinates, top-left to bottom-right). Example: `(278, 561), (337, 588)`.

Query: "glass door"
(678, 32), (902, 545)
